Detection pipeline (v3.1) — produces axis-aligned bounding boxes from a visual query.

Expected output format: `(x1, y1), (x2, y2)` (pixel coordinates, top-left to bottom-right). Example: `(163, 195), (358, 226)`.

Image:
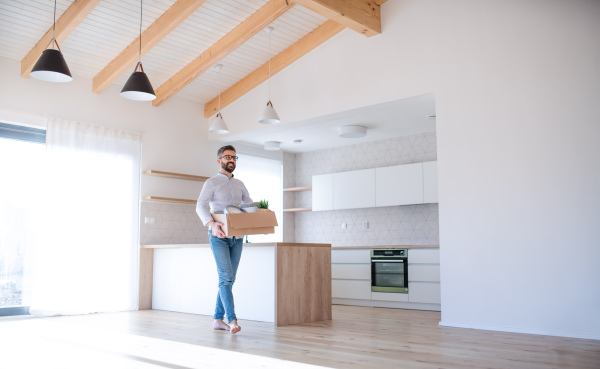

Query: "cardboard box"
(211, 211), (278, 237)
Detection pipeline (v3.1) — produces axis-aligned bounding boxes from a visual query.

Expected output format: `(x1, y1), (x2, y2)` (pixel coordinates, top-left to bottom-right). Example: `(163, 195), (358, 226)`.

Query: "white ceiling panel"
(0, 0), (327, 105)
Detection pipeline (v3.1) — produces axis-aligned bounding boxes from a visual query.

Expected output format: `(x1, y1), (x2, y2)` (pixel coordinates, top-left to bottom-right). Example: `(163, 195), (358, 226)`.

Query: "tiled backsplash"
(140, 201), (208, 245)
(293, 132), (438, 246)
(282, 152), (296, 242)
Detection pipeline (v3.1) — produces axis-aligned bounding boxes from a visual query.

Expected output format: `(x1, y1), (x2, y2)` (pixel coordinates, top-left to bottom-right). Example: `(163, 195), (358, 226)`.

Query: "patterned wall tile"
(140, 201), (208, 245)
(282, 152), (296, 242)
(292, 131), (438, 247)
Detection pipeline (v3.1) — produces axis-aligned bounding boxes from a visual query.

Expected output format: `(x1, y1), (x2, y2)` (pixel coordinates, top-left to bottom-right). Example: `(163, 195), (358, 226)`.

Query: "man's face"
(218, 150), (237, 173)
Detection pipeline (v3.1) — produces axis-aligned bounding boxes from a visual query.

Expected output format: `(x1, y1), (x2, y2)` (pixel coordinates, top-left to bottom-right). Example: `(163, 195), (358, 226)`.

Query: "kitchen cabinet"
(408, 249), (441, 304)
(311, 161), (438, 212)
(332, 280), (372, 300)
(312, 174), (333, 211)
(408, 283), (441, 304)
(332, 264), (371, 280)
(376, 163), (424, 207)
(331, 248), (441, 311)
(423, 161), (438, 203)
(333, 168), (376, 210)
(331, 249), (370, 263)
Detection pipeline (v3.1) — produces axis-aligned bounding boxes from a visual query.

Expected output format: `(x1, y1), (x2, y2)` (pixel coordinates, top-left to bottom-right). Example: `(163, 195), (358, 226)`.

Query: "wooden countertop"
(141, 242), (331, 249)
(332, 245), (439, 250)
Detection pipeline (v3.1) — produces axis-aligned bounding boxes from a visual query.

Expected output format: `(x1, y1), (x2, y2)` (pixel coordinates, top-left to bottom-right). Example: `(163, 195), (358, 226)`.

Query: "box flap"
(228, 212), (278, 229)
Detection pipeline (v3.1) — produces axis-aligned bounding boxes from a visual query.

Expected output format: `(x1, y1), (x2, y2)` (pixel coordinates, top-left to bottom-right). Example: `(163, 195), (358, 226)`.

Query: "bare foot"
(228, 319), (241, 334)
(213, 319), (231, 331)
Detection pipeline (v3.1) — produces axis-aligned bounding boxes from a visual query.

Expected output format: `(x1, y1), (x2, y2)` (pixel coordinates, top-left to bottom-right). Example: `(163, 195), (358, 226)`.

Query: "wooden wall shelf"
(143, 170), (209, 182)
(143, 196), (196, 205)
(283, 207), (312, 213)
(283, 186), (312, 192)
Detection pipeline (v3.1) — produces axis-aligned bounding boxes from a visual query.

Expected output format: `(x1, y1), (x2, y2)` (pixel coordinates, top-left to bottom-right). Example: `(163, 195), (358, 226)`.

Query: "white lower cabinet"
(332, 279), (372, 300)
(408, 264), (440, 282)
(331, 249), (371, 263)
(332, 264), (371, 280)
(332, 248), (441, 311)
(372, 291), (409, 302)
(408, 282), (441, 304)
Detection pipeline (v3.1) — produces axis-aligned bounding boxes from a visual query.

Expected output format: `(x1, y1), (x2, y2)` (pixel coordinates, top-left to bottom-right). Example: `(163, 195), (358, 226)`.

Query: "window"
(0, 122), (46, 316)
(233, 154), (283, 243)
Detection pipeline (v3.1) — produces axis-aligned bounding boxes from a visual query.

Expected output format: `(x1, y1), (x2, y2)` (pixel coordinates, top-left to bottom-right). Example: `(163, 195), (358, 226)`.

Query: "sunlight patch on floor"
(0, 318), (332, 369)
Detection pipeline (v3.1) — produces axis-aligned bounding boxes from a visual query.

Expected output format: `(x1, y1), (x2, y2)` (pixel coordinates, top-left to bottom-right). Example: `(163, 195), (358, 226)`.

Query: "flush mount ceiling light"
(264, 141), (281, 151)
(209, 64), (229, 134)
(339, 125), (367, 138)
(30, 0), (72, 83)
(258, 27), (280, 124)
(121, 0), (156, 101)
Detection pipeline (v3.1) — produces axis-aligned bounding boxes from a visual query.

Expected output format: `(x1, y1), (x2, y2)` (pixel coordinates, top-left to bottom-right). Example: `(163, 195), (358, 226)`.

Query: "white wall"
(221, 0), (600, 339)
(0, 56), (216, 200)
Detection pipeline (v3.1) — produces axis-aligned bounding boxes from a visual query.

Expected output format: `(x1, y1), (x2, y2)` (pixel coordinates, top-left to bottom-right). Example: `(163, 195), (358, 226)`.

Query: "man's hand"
(208, 220), (226, 238)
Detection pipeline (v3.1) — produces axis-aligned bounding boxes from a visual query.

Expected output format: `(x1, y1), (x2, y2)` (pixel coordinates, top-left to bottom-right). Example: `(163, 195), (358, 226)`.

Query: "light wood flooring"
(0, 305), (598, 369)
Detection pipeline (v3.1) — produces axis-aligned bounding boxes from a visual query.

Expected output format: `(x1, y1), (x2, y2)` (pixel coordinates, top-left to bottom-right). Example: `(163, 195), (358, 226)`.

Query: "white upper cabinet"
(423, 161), (438, 203)
(333, 168), (376, 210)
(376, 163), (424, 207)
(312, 173), (334, 211)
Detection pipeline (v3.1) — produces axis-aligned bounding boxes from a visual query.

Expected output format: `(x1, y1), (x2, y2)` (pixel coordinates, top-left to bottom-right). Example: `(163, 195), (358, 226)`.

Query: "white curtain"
(27, 119), (141, 316)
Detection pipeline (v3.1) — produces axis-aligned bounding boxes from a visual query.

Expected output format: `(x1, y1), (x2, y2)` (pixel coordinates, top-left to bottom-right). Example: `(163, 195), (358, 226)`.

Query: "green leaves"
(258, 199), (269, 209)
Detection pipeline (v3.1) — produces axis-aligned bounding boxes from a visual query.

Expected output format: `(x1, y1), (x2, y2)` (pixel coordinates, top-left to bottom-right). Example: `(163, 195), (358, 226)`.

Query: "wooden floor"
(0, 305), (598, 369)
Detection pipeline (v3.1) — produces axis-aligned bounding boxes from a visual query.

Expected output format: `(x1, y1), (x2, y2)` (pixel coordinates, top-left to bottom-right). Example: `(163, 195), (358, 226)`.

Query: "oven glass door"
(371, 260), (408, 293)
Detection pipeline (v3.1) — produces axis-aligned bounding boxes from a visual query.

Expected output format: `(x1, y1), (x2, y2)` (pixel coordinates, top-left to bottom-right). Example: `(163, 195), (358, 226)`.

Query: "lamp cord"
(268, 30), (271, 101)
(139, 0), (143, 64)
(52, 0), (56, 47)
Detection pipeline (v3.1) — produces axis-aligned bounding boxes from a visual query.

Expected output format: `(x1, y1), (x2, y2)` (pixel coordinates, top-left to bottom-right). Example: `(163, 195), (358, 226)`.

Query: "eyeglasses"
(219, 155), (238, 161)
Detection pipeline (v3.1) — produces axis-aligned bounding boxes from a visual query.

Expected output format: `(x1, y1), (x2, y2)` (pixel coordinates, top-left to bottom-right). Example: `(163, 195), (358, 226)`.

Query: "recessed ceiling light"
(339, 125), (367, 138)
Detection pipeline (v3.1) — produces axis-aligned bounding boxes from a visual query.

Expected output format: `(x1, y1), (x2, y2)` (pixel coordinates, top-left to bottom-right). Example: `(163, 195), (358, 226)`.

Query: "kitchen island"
(139, 242), (331, 326)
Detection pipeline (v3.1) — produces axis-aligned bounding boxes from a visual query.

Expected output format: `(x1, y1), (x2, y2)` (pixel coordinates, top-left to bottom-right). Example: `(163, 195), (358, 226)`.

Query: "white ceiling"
(0, 0), (328, 104)
(220, 92), (437, 153)
(0, 1), (433, 153)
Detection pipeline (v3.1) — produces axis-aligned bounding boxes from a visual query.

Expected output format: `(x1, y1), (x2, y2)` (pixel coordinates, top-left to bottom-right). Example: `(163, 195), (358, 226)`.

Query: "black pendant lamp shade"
(120, 62), (156, 101)
(30, 47), (73, 83)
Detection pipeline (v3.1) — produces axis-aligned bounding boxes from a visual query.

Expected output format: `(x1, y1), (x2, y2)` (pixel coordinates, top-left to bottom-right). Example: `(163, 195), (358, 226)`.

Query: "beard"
(221, 161), (236, 173)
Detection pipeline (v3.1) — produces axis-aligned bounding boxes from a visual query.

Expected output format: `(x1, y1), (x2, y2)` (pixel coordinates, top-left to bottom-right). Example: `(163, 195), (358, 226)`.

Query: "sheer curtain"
(27, 119), (141, 316)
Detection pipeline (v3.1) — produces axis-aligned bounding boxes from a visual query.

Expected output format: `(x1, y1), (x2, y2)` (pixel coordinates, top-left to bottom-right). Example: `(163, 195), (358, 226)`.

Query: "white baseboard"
(439, 321), (600, 340)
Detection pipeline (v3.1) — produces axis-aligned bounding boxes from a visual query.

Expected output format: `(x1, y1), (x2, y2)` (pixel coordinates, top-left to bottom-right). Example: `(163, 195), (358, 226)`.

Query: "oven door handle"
(371, 259), (404, 263)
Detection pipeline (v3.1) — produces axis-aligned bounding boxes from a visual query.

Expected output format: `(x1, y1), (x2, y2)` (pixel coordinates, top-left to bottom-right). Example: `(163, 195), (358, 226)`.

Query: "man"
(196, 145), (253, 334)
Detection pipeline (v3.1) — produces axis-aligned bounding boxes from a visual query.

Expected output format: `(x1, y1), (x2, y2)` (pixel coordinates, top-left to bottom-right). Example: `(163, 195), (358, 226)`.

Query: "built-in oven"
(371, 249), (408, 293)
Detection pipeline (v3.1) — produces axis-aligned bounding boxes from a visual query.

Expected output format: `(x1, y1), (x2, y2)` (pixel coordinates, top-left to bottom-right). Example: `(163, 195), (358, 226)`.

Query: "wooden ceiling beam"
(92, 0), (208, 95)
(203, 19), (345, 118)
(152, 0), (294, 107)
(293, 0), (381, 37)
(20, 0), (102, 78)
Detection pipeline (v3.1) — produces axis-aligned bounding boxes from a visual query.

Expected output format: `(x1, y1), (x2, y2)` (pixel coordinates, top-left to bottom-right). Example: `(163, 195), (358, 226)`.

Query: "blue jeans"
(209, 231), (243, 323)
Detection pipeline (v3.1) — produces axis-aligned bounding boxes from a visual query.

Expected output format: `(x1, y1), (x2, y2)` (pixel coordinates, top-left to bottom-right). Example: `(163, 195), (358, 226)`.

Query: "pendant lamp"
(121, 0), (156, 101)
(258, 27), (280, 124)
(30, 0), (72, 83)
(209, 64), (229, 134)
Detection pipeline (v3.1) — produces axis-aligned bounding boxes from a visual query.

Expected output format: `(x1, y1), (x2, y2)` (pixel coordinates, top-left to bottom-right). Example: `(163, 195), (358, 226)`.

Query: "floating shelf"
(143, 196), (196, 205)
(283, 186), (312, 192)
(143, 170), (209, 182)
(283, 207), (312, 213)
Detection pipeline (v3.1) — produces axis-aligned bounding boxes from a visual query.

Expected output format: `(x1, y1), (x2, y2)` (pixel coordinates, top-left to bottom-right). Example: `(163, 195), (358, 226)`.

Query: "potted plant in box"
(257, 199), (270, 212)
